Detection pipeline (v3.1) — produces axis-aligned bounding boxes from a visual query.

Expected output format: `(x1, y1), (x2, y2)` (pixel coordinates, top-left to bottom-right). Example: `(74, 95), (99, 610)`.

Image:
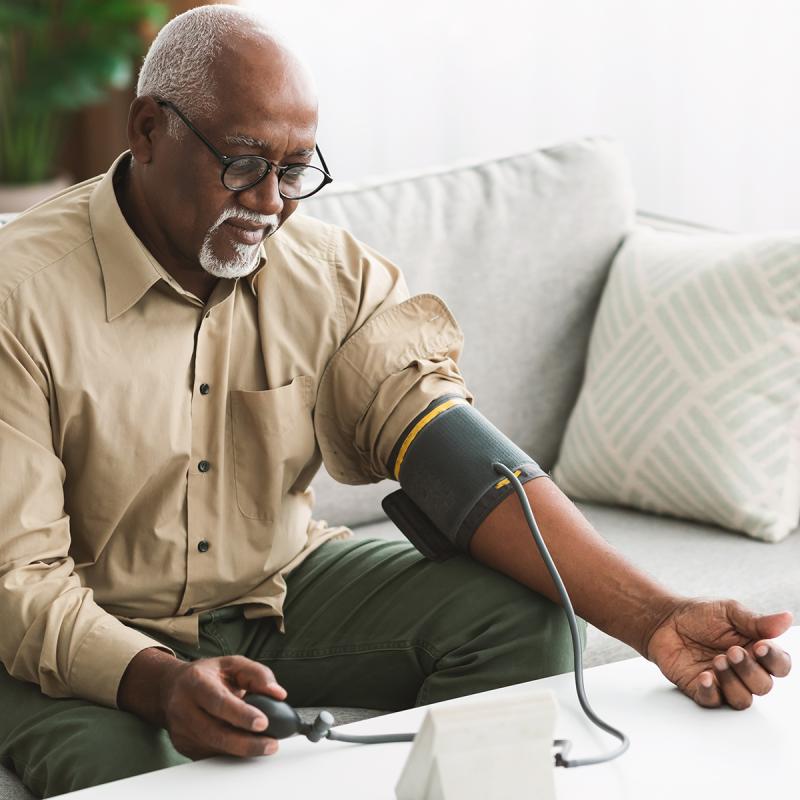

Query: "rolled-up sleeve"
(314, 229), (473, 484)
(0, 318), (173, 708)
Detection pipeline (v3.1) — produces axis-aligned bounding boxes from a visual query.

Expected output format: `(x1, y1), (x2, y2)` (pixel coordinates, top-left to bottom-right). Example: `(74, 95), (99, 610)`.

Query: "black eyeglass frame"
(156, 99), (333, 199)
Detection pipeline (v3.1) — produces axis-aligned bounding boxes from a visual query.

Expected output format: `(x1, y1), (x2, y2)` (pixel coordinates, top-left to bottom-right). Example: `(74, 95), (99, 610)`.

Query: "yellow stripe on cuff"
(494, 469), (522, 489)
(393, 397), (469, 480)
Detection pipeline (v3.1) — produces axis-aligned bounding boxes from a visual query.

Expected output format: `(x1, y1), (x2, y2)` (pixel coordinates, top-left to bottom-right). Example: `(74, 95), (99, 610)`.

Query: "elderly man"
(0, 5), (792, 797)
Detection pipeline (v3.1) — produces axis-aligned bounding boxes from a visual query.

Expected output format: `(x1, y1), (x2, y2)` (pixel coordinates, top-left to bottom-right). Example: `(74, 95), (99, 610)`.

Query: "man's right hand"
(118, 647), (286, 759)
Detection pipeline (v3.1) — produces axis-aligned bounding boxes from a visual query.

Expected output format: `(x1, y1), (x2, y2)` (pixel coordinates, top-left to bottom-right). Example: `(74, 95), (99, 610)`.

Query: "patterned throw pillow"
(552, 227), (800, 542)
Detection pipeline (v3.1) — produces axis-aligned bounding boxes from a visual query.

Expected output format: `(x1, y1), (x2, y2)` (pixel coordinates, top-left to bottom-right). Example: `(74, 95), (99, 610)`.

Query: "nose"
(237, 168), (284, 218)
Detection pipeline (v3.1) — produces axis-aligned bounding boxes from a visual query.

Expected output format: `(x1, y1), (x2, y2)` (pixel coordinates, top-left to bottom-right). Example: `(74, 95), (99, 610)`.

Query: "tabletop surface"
(67, 627), (798, 799)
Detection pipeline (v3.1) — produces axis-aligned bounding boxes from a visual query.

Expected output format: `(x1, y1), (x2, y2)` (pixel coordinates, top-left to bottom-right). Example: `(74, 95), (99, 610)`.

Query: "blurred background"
(1, 0), (798, 230)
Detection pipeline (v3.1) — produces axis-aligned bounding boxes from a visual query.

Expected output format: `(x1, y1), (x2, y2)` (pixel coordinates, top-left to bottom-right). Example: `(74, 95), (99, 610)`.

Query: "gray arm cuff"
(395, 401), (547, 552)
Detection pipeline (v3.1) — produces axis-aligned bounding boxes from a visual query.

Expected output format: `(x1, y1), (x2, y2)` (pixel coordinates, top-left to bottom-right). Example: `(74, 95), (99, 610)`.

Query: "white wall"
(243, 0), (800, 233)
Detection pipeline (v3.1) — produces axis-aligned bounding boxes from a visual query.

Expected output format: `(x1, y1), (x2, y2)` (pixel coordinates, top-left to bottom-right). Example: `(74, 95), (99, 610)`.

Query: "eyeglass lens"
(223, 158), (327, 198)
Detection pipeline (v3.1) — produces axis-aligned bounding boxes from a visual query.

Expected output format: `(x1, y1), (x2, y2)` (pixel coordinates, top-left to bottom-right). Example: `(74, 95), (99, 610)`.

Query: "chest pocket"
(230, 375), (316, 520)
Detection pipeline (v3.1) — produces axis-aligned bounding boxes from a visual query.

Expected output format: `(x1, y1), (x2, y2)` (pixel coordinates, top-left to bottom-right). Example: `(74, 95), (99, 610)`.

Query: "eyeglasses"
(157, 99), (333, 200)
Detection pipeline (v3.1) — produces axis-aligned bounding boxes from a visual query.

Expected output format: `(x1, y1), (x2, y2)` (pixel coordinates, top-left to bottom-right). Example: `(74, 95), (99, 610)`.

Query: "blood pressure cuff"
(382, 395), (547, 560)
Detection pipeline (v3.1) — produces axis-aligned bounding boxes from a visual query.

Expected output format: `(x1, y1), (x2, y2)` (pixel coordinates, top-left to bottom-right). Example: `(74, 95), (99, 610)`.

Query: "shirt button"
(199, 383), (210, 395)
(198, 460), (211, 472)
(197, 539), (210, 553)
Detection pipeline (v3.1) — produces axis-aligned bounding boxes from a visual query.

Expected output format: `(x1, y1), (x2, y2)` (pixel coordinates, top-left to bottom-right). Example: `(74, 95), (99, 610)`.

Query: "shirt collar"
(90, 152), (165, 322)
(89, 151), (268, 320)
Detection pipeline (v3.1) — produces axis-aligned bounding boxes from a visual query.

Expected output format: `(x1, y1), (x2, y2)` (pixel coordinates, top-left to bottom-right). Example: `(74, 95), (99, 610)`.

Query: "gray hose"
(492, 462), (630, 767)
(308, 463), (630, 769)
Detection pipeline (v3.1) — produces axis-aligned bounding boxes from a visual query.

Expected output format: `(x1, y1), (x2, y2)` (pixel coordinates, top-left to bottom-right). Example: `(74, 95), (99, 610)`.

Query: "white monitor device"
(395, 688), (558, 800)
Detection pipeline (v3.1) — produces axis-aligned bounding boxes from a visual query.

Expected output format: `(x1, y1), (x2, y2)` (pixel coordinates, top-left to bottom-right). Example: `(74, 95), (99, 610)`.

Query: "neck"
(114, 157), (218, 303)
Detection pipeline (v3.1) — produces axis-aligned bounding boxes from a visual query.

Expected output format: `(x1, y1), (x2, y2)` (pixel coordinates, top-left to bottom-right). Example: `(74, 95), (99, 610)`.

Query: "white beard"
(198, 208), (279, 279)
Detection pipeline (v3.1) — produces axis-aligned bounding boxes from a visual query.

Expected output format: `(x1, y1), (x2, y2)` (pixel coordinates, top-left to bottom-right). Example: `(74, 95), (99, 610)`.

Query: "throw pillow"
(552, 227), (800, 542)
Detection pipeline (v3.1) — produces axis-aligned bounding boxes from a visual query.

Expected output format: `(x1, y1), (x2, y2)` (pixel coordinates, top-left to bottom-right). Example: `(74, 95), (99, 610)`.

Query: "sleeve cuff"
(67, 616), (176, 708)
(315, 293), (467, 484)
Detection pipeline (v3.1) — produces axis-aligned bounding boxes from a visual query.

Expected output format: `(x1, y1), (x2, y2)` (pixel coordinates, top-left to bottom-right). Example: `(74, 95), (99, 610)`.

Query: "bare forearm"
(117, 647), (184, 727)
(469, 476), (683, 655)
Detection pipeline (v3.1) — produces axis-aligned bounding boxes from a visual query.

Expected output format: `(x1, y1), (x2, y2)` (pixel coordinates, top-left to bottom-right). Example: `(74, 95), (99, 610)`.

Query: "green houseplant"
(0, 0), (167, 204)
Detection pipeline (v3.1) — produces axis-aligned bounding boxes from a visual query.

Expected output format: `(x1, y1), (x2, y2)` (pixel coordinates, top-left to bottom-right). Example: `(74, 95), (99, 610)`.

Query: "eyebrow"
(224, 133), (314, 159)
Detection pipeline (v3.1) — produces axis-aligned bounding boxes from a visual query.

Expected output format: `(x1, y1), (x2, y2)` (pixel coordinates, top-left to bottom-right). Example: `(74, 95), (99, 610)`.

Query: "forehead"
(209, 36), (318, 145)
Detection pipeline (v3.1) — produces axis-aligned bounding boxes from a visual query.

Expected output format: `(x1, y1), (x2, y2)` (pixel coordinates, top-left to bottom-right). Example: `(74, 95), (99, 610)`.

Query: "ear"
(127, 96), (165, 165)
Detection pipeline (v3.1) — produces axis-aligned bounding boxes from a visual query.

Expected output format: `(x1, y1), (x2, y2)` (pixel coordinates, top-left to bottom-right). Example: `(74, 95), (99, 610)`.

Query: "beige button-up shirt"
(0, 153), (469, 708)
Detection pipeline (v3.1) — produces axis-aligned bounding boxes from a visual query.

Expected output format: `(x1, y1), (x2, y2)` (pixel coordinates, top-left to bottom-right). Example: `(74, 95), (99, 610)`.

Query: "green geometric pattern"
(552, 228), (800, 542)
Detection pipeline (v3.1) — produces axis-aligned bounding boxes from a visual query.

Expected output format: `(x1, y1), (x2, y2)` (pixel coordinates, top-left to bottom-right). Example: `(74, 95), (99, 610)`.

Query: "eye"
(226, 157), (264, 177)
(223, 157), (268, 190)
(281, 165), (309, 187)
(278, 165), (326, 199)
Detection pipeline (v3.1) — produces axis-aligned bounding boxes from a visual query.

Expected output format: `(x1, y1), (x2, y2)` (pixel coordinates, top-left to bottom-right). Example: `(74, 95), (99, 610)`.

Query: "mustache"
(210, 207), (280, 237)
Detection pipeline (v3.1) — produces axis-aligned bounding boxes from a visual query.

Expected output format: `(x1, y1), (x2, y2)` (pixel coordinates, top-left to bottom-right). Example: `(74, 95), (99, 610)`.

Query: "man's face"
(146, 39), (319, 279)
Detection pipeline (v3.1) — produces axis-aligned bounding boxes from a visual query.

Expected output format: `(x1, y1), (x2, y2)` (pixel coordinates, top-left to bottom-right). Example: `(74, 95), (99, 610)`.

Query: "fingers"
(207, 656), (289, 733)
(727, 646), (773, 696)
(752, 640), (792, 678)
(694, 641), (790, 711)
(692, 670), (722, 708)
(224, 655), (287, 699)
(175, 705), (280, 760)
(197, 681), (271, 734)
(713, 654), (753, 710)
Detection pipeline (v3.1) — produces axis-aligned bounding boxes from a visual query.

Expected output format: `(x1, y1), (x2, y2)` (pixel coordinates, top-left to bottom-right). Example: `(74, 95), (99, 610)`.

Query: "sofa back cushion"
(302, 137), (636, 527)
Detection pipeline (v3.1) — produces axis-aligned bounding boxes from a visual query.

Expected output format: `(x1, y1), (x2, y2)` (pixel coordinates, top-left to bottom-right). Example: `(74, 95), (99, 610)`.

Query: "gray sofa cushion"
(302, 137), (636, 529)
(0, 766), (33, 800)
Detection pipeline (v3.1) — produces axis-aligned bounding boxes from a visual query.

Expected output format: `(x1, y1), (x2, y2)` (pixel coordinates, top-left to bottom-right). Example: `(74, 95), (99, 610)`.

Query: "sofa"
(1, 137), (798, 799)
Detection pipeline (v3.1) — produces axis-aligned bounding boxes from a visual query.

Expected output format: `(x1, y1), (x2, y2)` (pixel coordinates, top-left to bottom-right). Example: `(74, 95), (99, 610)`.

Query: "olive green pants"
(0, 538), (584, 797)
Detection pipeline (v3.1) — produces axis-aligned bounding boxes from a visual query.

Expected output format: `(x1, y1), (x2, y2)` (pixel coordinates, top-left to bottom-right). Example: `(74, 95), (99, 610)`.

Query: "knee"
(34, 709), (188, 797)
(412, 559), (587, 704)
(507, 594), (585, 682)
(81, 712), (187, 786)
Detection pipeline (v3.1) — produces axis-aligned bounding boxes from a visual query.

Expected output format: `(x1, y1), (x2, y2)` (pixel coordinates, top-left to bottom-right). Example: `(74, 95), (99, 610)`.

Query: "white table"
(69, 627), (798, 798)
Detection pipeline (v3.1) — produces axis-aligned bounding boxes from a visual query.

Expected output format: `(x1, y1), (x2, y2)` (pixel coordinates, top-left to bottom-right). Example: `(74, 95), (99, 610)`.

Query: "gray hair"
(136, 4), (275, 139)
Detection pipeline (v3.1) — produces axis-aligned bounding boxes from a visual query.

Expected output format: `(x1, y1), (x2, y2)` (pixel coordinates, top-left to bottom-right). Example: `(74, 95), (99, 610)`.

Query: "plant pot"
(0, 175), (72, 214)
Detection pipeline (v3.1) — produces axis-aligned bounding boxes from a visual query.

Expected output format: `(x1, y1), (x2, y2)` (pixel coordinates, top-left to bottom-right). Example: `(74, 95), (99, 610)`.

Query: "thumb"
(727, 603), (793, 641)
(224, 655), (287, 699)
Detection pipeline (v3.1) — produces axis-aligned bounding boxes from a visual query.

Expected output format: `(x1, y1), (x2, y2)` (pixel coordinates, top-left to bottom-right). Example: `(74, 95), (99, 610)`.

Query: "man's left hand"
(646, 600), (793, 709)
